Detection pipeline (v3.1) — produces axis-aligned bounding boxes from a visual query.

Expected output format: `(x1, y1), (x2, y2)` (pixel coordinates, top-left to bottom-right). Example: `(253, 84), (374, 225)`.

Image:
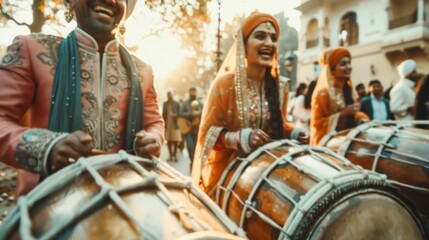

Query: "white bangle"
(239, 128), (252, 154)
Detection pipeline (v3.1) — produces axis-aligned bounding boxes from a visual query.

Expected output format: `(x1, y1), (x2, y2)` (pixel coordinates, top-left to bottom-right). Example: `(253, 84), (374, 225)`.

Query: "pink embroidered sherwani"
(0, 28), (164, 197)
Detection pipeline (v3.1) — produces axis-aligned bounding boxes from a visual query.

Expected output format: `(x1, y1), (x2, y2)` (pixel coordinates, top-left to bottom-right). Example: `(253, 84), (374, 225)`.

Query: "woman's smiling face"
(332, 56), (352, 80)
(245, 22), (278, 68)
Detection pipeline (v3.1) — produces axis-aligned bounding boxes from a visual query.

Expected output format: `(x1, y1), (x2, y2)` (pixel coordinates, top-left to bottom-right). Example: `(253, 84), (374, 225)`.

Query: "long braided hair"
(265, 69), (284, 139)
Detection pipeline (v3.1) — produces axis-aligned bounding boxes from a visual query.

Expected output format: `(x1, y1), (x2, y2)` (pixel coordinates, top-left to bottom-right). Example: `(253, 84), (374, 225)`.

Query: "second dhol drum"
(216, 139), (427, 240)
(320, 121), (429, 229)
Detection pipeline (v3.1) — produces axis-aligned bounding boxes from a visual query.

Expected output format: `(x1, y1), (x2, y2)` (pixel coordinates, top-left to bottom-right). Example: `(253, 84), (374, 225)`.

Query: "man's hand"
(134, 131), (161, 158)
(49, 130), (92, 173)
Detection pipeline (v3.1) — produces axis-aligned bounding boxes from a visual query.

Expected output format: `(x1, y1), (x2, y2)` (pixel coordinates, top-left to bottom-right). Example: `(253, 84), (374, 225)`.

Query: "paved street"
(159, 143), (192, 177)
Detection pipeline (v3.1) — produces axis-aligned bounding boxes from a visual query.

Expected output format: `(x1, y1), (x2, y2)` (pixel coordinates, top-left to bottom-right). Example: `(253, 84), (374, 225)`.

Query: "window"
(389, 0), (418, 29)
(323, 17), (330, 47)
(339, 12), (359, 46)
(306, 18), (319, 48)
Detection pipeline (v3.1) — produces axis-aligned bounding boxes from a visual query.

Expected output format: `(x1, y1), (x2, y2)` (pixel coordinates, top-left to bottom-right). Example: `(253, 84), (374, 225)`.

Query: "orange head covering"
(242, 12), (280, 40)
(319, 47), (351, 69)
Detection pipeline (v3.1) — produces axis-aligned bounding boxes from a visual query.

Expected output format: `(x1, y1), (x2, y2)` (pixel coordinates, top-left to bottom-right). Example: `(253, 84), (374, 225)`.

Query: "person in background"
(310, 47), (369, 145)
(162, 89), (182, 161)
(360, 80), (391, 121)
(354, 83), (367, 103)
(414, 74), (429, 129)
(180, 87), (203, 167)
(292, 82), (311, 130)
(390, 59), (420, 121)
(383, 82), (393, 101)
(288, 82), (307, 122)
(0, 0), (164, 197)
(192, 12), (308, 195)
(178, 98), (185, 152)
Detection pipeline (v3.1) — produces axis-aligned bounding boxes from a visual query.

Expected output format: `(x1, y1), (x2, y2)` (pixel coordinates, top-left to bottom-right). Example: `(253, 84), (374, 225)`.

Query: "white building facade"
(296, 0), (429, 89)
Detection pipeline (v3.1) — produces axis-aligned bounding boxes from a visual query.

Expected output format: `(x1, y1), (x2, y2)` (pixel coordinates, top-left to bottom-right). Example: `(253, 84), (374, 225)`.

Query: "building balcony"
(306, 38), (319, 48)
(323, 37), (330, 47)
(389, 11), (417, 29)
(382, 21), (429, 50)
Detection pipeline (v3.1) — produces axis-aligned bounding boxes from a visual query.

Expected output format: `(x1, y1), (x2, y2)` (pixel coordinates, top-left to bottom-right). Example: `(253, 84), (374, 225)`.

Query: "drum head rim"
(290, 179), (427, 240)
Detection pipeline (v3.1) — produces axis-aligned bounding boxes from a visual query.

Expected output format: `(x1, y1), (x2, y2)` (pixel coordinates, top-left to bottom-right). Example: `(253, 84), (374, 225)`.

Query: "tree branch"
(0, 4), (30, 27)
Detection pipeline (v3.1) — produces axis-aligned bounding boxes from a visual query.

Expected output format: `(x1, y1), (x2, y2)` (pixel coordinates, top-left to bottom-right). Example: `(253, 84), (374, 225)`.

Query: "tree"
(0, 0), (63, 33)
(0, 0), (212, 39)
(274, 12), (299, 89)
(0, 0), (217, 100)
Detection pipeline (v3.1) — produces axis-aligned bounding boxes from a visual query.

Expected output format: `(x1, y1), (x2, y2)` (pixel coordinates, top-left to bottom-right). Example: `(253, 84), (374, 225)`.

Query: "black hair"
(304, 80), (317, 109)
(344, 81), (354, 105)
(368, 79), (381, 87)
(355, 83), (365, 91)
(415, 74), (429, 128)
(336, 81), (355, 131)
(295, 82), (307, 98)
(265, 69), (284, 139)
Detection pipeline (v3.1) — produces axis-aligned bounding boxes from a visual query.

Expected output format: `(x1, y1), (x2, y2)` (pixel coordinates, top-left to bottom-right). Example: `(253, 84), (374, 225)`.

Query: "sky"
(0, 0), (302, 78)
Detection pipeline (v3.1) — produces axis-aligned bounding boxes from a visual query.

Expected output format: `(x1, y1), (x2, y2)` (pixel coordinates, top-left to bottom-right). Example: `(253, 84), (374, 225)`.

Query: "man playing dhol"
(0, 0), (164, 197)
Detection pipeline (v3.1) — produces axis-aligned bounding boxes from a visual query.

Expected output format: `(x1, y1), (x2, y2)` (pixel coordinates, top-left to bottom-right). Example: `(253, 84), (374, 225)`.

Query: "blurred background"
(0, 0), (302, 101)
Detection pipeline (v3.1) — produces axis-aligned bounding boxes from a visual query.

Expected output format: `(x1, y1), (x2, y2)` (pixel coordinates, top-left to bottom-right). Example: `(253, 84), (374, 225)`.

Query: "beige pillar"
(417, 0), (424, 23)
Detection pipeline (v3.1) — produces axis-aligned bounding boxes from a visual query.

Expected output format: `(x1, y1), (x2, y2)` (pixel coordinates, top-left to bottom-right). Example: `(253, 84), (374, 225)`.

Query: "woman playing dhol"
(192, 12), (308, 196)
(310, 47), (369, 145)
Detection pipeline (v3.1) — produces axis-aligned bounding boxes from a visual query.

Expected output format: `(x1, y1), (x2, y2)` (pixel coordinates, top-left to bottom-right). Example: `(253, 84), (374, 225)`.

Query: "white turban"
(167, 87), (174, 94)
(126, 0), (137, 18)
(397, 59), (416, 79)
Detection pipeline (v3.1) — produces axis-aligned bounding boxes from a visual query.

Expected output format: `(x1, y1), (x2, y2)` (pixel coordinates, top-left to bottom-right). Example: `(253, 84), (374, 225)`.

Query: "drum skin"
(217, 140), (427, 240)
(0, 152), (246, 240)
(321, 122), (429, 229)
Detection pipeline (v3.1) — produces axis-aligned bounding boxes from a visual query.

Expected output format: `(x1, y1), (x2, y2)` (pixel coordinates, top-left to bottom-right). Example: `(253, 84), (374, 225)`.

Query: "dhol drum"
(0, 151), (246, 240)
(216, 139), (427, 240)
(320, 121), (429, 231)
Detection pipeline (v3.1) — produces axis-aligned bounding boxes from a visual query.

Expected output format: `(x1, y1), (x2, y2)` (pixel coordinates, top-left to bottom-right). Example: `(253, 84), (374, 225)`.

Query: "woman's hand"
(340, 104), (360, 117)
(297, 131), (310, 144)
(249, 128), (270, 150)
(49, 130), (92, 173)
(134, 131), (161, 158)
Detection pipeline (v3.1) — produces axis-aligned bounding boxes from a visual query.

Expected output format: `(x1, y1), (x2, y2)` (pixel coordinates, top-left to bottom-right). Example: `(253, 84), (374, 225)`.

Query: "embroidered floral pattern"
(33, 34), (62, 76)
(103, 95), (121, 149)
(246, 84), (270, 129)
(16, 129), (64, 173)
(0, 41), (23, 67)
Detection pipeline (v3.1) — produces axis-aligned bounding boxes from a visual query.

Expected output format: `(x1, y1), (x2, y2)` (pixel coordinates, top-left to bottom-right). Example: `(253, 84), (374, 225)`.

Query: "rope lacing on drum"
(17, 198), (33, 240)
(112, 153), (238, 236)
(344, 133), (429, 166)
(168, 202), (202, 232)
(80, 157), (159, 239)
(151, 155), (247, 238)
(133, 157), (240, 235)
(217, 185), (291, 237)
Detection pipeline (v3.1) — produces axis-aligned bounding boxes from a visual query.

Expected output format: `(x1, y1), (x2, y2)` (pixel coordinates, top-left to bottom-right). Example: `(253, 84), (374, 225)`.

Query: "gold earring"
(119, 25), (126, 35)
(65, 4), (74, 23)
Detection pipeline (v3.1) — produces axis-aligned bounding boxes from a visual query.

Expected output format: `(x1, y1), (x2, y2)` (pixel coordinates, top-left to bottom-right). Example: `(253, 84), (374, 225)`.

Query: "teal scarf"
(48, 32), (143, 150)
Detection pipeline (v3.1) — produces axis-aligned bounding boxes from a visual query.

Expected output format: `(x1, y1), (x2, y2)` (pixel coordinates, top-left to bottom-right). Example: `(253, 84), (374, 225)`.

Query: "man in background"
(355, 83), (367, 103)
(390, 59), (419, 120)
(360, 80), (391, 121)
(179, 87), (203, 170)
